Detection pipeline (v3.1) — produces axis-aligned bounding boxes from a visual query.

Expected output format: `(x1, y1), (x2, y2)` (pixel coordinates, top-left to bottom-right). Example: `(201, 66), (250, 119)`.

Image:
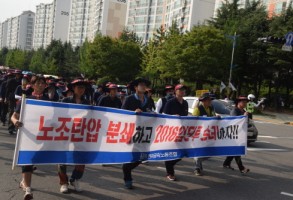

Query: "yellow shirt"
(192, 105), (214, 116)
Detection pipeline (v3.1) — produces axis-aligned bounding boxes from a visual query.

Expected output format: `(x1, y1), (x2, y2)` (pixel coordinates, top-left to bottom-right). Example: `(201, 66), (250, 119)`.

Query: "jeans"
(194, 157), (209, 170)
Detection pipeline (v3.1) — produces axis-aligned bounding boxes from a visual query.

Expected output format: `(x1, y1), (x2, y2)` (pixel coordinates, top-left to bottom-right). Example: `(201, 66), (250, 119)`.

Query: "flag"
(229, 82), (237, 91)
(220, 81), (226, 92)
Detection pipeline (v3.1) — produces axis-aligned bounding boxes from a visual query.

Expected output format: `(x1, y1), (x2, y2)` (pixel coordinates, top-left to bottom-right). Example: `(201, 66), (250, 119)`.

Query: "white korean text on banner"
(14, 99), (247, 166)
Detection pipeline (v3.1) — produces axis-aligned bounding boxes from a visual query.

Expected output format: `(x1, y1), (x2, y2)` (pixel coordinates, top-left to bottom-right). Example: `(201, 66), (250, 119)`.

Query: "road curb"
(253, 117), (281, 124)
(284, 122), (293, 125)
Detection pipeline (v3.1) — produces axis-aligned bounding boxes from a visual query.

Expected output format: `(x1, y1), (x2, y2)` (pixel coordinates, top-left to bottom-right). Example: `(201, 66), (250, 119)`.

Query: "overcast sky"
(0, 0), (53, 22)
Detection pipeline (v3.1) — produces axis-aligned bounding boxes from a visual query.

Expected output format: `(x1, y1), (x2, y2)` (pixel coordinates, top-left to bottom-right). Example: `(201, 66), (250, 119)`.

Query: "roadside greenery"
(0, 0), (292, 106)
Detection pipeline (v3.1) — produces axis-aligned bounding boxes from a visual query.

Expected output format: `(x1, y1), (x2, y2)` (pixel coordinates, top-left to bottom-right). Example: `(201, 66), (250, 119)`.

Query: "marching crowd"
(0, 70), (251, 200)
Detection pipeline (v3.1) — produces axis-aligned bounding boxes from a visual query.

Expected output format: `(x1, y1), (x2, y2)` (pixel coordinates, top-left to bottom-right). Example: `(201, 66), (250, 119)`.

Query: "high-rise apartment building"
(213, 0), (291, 18)
(68, 0), (91, 47)
(68, 0), (128, 47)
(33, 0), (71, 49)
(125, 0), (216, 43)
(91, 0), (128, 40)
(1, 11), (35, 50)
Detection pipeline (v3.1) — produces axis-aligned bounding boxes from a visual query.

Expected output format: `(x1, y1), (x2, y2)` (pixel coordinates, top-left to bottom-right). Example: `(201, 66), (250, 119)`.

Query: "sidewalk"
(254, 110), (293, 125)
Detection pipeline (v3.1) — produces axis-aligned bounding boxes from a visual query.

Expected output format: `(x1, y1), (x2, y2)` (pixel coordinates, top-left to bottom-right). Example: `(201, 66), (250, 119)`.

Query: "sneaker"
(60, 184), (69, 193)
(166, 175), (176, 181)
(70, 180), (82, 192)
(24, 187), (33, 200)
(223, 165), (235, 170)
(241, 168), (250, 174)
(194, 169), (202, 176)
(124, 180), (133, 189)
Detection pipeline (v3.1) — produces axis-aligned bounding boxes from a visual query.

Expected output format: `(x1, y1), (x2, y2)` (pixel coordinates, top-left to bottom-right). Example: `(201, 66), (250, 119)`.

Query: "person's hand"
(135, 108), (142, 113)
(4, 99), (7, 104)
(14, 120), (23, 128)
(216, 114), (221, 118)
(244, 112), (249, 116)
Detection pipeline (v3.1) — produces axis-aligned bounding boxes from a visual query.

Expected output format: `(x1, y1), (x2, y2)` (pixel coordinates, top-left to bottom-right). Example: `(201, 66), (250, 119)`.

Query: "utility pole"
(228, 32), (237, 98)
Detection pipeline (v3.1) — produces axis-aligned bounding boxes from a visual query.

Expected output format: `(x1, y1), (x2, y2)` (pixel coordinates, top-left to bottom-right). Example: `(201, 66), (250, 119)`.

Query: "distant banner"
(13, 99), (247, 166)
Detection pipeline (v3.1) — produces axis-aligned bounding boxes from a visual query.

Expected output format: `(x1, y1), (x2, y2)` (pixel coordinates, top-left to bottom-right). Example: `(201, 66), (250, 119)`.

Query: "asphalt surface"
(0, 120), (293, 200)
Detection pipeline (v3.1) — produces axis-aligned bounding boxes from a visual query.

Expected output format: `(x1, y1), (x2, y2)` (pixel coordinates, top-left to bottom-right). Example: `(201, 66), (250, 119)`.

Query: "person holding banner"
(121, 78), (151, 189)
(223, 96), (250, 174)
(97, 84), (122, 109)
(163, 84), (188, 181)
(192, 92), (216, 176)
(155, 85), (174, 114)
(58, 78), (90, 193)
(11, 75), (49, 200)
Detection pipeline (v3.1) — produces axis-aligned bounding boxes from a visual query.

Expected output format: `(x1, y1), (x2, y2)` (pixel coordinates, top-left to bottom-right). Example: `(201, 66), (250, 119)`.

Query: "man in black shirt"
(97, 84), (122, 109)
(223, 95), (250, 174)
(163, 84), (188, 181)
(121, 78), (151, 189)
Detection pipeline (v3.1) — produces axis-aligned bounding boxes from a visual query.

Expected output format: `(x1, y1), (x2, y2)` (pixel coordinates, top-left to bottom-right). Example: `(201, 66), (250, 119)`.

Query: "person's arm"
(155, 98), (162, 113)
(11, 101), (23, 128)
(192, 107), (200, 116)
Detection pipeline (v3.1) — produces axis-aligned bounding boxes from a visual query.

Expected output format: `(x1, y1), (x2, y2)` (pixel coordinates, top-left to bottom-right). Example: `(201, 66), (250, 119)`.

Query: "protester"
(45, 79), (60, 101)
(0, 73), (13, 126)
(121, 78), (151, 189)
(93, 85), (103, 105)
(146, 88), (155, 111)
(61, 87), (73, 99)
(14, 75), (33, 98)
(192, 92), (216, 176)
(223, 95), (250, 174)
(155, 85), (174, 113)
(163, 84), (188, 181)
(11, 75), (49, 200)
(97, 84), (122, 109)
(58, 78), (90, 193)
(6, 70), (22, 134)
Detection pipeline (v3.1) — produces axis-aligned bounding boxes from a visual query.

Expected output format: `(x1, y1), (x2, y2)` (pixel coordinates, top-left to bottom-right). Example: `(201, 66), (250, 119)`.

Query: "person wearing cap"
(61, 87), (73, 99)
(0, 73), (13, 126)
(192, 92), (216, 176)
(118, 91), (127, 104)
(58, 79), (90, 194)
(155, 85), (174, 114)
(45, 79), (60, 101)
(146, 88), (156, 111)
(5, 70), (22, 134)
(11, 75), (49, 200)
(163, 84), (188, 181)
(93, 85), (103, 105)
(223, 95), (250, 174)
(14, 75), (33, 98)
(121, 78), (151, 189)
(97, 84), (122, 109)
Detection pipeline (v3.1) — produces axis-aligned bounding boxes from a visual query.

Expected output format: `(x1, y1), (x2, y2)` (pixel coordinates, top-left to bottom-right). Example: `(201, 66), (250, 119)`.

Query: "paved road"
(0, 121), (292, 200)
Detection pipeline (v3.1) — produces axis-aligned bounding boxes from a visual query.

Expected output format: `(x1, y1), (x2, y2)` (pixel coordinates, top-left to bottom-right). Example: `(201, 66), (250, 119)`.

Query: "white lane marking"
(255, 141), (271, 144)
(281, 192), (293, 197)
(247, 148), (287, 152)
(258, 135), (293, 139)
(258, 136), (278, 139)
(156, 167), (189, 174)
